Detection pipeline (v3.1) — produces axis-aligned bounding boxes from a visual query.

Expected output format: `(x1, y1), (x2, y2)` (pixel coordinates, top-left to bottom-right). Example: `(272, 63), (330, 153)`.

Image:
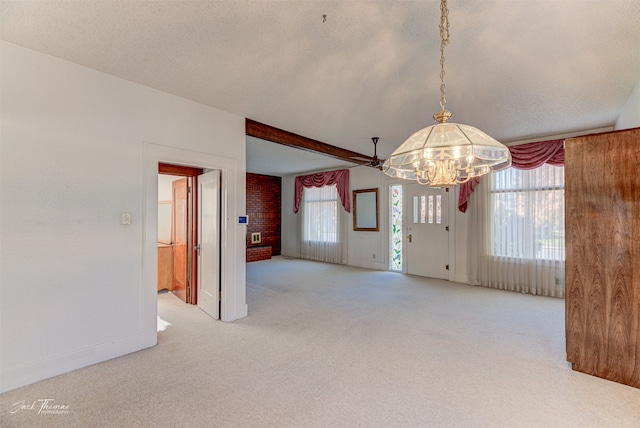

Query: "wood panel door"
(404, 183), (449, 280)
(565, 128), (640, 388)
(197, 170), (220, 319)
(172, 178), (189, 302)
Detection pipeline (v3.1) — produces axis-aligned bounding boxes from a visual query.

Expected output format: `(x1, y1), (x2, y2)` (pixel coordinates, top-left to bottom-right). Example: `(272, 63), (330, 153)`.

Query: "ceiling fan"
(368, 137), (383, 169)
(346, 136), (384, 169)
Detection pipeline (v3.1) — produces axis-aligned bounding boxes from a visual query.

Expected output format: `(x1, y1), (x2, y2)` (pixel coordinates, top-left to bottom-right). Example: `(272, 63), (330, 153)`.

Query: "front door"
(405, 183), (450, 280)
(172, 178), (189, 302)
(197, 170), (221, 320)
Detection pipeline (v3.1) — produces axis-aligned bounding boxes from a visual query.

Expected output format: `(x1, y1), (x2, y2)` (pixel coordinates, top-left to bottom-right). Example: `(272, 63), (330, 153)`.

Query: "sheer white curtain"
(470, 163), (565, 297)
(299, 184), (347, 264)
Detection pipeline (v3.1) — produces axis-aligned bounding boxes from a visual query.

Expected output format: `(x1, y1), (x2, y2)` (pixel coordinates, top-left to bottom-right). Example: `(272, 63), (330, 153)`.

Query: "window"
(303, 185), (338, 243)
(413, 194), (441, 225)
(300, 184), (345, 264)
(489, 163), (565, 261)
(390, 184), (403, 271)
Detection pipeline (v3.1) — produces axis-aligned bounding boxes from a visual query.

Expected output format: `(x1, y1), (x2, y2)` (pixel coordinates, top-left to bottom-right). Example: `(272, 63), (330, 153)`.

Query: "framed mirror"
(353, 188), (379, 231)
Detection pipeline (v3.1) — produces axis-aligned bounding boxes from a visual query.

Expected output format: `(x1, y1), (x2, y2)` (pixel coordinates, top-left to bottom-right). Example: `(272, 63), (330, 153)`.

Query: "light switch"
(121, 212), (132, 225)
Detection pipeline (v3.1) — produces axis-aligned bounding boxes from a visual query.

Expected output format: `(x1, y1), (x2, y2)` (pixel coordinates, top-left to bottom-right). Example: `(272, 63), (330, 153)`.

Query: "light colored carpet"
(2, 256), (640, 427)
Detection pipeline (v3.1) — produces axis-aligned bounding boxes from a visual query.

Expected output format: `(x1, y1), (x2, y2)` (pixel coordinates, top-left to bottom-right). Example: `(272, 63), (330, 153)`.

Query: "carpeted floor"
(2, 256), (640, 427)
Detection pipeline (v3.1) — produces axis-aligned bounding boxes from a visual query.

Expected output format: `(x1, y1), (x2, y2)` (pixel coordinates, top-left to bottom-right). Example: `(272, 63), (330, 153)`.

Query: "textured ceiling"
(2, 0), (639, 176)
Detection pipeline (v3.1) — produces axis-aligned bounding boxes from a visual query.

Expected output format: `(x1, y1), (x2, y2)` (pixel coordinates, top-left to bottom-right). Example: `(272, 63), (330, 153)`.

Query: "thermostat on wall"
(238, 216), (248, 225)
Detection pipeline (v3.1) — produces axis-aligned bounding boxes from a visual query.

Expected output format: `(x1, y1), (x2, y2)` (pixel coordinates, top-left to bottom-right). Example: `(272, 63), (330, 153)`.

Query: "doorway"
(143, 142), (247, 348)
(389, 182), (452, 280)
(157, 163), (221, 320)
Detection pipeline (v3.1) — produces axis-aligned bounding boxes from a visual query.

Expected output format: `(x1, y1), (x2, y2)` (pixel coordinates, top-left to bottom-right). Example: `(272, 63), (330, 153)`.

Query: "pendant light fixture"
(382, 0), (511, 187)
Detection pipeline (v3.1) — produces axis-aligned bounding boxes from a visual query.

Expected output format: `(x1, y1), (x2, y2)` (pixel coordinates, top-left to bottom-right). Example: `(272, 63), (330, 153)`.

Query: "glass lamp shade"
(382, 121), (512, 187)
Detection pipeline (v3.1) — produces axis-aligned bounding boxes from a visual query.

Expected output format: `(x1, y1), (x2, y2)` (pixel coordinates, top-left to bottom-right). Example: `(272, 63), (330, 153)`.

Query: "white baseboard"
(452, 274), (471, 284)
(347, 260), (386, 271)
(0, 333), (147, 393)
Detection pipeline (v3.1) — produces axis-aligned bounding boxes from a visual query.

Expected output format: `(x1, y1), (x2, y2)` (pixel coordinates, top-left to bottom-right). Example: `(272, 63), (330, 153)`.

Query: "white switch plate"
(121, 212), (132, 225)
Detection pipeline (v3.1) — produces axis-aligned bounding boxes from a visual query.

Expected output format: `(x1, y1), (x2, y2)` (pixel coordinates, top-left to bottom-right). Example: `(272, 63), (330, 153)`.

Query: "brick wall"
(246, 246), (272, 262)
(246, 173), (281, 258)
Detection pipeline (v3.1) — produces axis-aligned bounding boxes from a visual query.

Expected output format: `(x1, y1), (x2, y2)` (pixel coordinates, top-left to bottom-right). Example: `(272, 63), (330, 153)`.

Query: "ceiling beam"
(246, 119), (374, 166)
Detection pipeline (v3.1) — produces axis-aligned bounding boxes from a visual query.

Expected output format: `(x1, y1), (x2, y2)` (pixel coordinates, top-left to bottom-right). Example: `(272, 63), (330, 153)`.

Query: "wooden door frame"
(159, 163), (203, 305)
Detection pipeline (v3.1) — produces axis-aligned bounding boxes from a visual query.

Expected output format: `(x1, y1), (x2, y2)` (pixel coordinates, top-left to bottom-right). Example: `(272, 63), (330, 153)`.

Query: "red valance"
(458, 139), (564, 212)
(294, 169), (350, 213)
(508, 139), (564, 169)
(458, 177), (481, 214)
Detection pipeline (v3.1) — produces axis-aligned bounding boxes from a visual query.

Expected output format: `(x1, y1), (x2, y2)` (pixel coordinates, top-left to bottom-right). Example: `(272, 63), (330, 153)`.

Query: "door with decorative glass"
(404, 183), (449, 280)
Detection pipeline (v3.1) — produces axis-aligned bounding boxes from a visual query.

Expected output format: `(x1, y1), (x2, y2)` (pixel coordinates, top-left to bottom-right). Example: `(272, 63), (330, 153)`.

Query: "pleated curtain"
(295, 170), (349, 264)
(299, 184), (347, 264)
(468, 140), (566, 297)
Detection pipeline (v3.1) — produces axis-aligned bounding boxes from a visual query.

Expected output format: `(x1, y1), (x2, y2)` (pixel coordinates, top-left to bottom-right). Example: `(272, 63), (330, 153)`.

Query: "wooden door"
(565, 128), (640, 388)
(404, 183), (449, 280)
(172, 178), (189, 302)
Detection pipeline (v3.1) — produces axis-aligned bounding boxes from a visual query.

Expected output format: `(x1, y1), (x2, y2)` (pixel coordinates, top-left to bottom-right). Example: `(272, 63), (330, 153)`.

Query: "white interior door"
(197, 170), (220, 319)
(405, 183), (450, 280)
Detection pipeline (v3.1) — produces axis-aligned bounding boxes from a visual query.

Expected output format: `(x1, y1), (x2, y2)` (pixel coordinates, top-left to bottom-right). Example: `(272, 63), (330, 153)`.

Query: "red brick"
(246, 173), (281, 255)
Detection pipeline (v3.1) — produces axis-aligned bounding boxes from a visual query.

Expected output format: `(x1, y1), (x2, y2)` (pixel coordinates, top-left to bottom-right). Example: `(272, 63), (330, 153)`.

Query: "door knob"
(194, 244), (201, 255)
(407, 234), (412, 243)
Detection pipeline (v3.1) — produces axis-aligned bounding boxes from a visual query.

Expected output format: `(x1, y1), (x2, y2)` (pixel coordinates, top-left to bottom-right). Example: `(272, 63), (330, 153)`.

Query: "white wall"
(0, 41), (247, 392)
(158, 174), (179, 201)
(157, 175), (181, 242)
(615, 78), (640, 130)
(452, 197), (471, 284)
(347, 167), (386, 270)
(281, 173), (299, 258)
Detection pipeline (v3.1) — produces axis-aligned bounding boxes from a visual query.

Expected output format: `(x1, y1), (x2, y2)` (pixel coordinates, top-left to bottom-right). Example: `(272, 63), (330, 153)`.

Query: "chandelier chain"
(439, 0), (450, 111)
(382, 0), (511, 188)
